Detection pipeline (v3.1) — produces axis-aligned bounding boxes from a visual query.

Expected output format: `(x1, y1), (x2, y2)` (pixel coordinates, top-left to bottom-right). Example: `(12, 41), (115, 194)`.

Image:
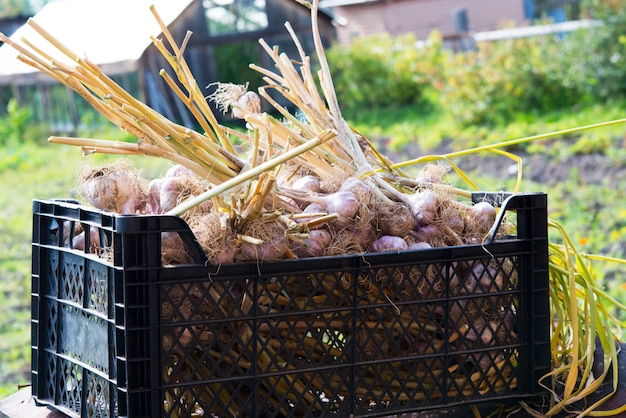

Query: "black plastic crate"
(31, 192), (551, 418)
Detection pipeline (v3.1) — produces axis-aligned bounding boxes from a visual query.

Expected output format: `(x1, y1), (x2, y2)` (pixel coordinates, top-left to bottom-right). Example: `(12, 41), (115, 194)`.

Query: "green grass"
(344, 100), (626, 157)
(0, 102), (625, 398)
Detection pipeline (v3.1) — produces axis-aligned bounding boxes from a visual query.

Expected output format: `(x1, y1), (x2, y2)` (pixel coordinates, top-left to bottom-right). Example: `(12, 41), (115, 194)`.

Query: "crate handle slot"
(474, 192), (547, 244)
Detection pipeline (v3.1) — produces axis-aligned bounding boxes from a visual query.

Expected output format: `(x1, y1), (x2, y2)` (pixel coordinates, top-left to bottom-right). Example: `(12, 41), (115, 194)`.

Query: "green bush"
(0, 99), (32, 147)
(553, 1), (626, 101)
(439, 34), (587, 126)
(325, 31), (590, 127)
(321, 2), (626, 128)
(325, 32), (445, 112)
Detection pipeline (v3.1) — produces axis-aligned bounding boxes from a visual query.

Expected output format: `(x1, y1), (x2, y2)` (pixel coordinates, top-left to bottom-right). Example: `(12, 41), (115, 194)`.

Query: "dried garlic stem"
(167, 129), (337, 216)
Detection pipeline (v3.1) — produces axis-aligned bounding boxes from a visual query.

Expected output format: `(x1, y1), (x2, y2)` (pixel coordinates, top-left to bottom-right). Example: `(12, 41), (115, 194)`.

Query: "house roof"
(0, 0), (195, 85)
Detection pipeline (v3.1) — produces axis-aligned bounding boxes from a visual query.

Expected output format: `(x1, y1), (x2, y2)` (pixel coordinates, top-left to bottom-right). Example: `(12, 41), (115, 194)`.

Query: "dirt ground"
(381, 141), (626, 188)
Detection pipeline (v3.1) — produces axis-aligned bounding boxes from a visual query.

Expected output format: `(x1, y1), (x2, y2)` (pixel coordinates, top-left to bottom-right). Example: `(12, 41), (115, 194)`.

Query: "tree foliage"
(0, 0), (35, 18)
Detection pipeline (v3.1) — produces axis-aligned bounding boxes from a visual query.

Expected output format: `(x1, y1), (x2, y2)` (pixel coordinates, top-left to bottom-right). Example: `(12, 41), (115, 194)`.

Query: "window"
(204, 0), (268, 36)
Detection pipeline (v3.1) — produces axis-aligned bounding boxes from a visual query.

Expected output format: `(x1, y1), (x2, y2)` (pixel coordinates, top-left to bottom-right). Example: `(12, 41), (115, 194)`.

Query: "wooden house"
(0, 0), (337, 133)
